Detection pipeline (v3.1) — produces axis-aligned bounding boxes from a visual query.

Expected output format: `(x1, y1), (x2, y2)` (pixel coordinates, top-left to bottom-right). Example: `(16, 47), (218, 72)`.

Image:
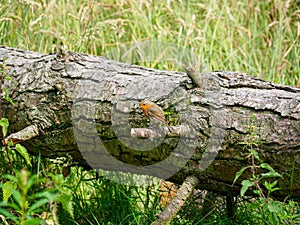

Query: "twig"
(0, 215), (9, 225)
(251, 153), (266, 199)
(151, 175), (199, 225)
(131, 125), (185, 139)
(2, 124), (43, 145)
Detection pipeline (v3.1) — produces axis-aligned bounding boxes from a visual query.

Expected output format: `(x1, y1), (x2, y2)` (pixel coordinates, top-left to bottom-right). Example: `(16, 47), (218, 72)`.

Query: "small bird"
(140, 99), (171, 131)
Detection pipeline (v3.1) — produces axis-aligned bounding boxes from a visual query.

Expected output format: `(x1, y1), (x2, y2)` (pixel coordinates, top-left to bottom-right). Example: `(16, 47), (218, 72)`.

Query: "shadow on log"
(0, 46), (299, 200)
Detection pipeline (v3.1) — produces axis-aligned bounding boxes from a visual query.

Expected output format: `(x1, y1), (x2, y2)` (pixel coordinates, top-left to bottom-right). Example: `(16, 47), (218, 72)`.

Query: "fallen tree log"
(0, 46), (299, 199)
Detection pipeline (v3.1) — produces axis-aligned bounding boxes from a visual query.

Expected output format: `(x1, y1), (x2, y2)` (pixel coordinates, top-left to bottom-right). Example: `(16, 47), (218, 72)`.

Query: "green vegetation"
(0, 0), (299, 85)
(0, 0), (299, 224)
(233, 115), (282, 199)
(231, 116), (300, 225)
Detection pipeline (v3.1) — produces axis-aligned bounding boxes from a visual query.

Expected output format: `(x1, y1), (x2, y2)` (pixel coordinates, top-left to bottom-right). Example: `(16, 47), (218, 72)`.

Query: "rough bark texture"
(0, 46), (299, 198)
(152, 175), (199, 225)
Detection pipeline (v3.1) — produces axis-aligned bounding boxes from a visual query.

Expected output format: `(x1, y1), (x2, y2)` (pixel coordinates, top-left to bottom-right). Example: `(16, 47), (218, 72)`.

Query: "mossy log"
(0, 46), (299, 199)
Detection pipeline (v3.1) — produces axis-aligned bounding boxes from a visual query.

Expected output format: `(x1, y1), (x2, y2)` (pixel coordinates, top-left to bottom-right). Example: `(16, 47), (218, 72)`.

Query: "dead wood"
(0, 46), (299, 199)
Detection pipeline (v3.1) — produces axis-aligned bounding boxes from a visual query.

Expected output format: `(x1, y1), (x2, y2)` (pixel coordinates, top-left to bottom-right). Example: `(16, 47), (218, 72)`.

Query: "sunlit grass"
(0, 0), (299, 86)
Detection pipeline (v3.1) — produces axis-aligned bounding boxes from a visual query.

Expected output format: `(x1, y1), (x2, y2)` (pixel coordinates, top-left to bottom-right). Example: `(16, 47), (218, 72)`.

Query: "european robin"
(140, 99), (171, 131)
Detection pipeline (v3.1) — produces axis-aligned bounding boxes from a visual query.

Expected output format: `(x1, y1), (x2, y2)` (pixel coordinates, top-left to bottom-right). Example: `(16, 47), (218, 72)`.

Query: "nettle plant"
(233, 114), (282, 199)
(0, 63), (73, 225)
(231, 115), (300, 224)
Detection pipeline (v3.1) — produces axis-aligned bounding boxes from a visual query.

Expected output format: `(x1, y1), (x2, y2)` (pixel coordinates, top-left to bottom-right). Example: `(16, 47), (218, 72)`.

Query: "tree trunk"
(0, 46), (299, 198)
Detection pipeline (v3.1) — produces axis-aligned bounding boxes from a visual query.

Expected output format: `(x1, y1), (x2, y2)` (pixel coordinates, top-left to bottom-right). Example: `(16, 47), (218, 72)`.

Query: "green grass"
(54, 168), (165, 225)
(0, 0), (300, 224)
(0, 143), (299, 224)
(0, 0), (299, 86)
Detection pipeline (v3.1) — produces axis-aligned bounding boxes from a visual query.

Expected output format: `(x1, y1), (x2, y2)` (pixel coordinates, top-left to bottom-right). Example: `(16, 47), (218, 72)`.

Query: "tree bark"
(0, 46), (299, 198)
(152, 175), (199, 225)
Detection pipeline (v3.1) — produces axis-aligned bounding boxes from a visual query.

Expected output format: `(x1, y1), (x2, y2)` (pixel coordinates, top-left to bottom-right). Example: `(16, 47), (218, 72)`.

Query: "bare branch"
(152, 175), (200, 225)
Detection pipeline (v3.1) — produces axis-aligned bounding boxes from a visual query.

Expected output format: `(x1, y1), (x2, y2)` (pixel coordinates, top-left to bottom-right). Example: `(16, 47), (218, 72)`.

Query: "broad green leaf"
(232, 166), (248, 185)
(57, 192), (74, 217)
(264, 180), (281, 194)
(3, 87), (14, 105)
(253, 190), (260, 195)
(33, 190), (58, 202)
(25, 175), (40, 191)
(0, 118), (9, 137)
(3, 174), (18, 183)
(11, 189), (22, 208)
(250, 149), (260, 160)
(270, 187), (281, 192)
(0, 201), (20, 211)
(0, 201), (8, 207)
(261, 163), (281, 178)
(260, 163), (274, 172)
(240, 180), (254, 197)
(4, 74), (12, 80)
(2, 181), (17, 202)
(261, 171), (281, 178)
(24, 218), (44, 225)
(0, 208), (19, 223)
(264, 180), (278, 189)
(27, 198), (49, 214)
(15, 144), (32, 167)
